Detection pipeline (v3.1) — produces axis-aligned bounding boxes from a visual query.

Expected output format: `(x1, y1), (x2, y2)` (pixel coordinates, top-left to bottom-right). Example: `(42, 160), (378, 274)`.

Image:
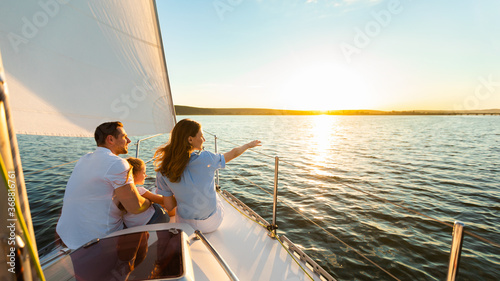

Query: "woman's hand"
(225, 140), (262, 163)
(246, 140), (262, 149)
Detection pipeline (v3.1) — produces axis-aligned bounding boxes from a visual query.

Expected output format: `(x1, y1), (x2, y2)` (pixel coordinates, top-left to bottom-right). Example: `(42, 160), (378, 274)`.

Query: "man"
(56, 122), (155, 249)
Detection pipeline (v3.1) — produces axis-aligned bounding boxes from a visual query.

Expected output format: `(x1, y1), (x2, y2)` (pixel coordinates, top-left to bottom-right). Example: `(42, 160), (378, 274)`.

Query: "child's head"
(126, 157), (147, 185)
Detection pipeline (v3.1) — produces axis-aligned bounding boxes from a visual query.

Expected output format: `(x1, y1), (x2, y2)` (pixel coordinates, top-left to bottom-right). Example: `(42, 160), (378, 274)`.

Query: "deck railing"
(270, 156), (279, 238)
(133, 132), (471, 280)
(194, 230), (240, 281)
(209, 134), (474, 281)
(135, 134), (163, 158)
(447, 221), (465, 281)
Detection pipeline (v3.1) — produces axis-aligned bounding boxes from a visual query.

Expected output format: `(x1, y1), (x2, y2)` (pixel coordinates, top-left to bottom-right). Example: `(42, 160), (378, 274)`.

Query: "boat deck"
(41, 192), (331, 281)
(190, 195), (321, 281)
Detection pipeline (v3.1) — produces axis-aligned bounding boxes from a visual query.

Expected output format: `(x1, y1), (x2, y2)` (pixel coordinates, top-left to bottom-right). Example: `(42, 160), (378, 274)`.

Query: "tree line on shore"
(175, 105), (500, 116)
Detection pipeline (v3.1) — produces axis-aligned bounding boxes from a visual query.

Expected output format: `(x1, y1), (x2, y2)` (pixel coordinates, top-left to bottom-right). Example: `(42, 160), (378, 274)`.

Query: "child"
(121, 157), (172, 228)
(126, 157), (165, 206)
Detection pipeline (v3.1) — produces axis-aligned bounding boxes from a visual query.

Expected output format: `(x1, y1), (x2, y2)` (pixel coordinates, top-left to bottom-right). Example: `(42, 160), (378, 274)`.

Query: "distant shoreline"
(175, 105), (500, 116)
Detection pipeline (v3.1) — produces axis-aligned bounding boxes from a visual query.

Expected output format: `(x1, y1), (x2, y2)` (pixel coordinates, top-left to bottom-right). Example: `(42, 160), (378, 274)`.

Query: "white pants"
(176, 195), (225, 233)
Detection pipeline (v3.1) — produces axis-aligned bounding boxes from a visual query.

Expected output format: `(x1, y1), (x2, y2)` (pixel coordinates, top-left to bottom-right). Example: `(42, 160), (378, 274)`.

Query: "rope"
(281, 199), (401, 280)
(463, 230), (500, 248)
(223, 166), (273, 197)
(359, 182), (500, 248)
(144, 157), (155, 164)
(24, 132), (162, 176)
(205, 130), (310, 169)
(223, 167), (401, 281)
(211, 132), (500, 249)
(24, 160), (78, 176)
(23, 156), (156, 177)
(274, 233), (315, 281)
(217, 189), (268, 229)
(204, 130), (273, 159)
(1, 154), (46, 281)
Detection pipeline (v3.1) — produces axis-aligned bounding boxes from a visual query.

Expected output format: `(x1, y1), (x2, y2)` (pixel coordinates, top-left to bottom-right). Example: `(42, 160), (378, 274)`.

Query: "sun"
(277, 62), (374, 111)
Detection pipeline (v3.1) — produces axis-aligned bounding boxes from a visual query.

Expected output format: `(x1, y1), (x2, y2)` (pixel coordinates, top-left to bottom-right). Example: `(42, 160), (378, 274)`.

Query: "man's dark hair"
(94, 121), (123, 146)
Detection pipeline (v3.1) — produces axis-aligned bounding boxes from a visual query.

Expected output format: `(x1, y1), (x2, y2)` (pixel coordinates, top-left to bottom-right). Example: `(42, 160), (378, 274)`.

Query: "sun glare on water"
(307, 115), (339, 176)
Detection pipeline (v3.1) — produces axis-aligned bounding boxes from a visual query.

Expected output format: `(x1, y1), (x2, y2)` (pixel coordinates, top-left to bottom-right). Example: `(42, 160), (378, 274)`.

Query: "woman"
(154, 119), (261, 233)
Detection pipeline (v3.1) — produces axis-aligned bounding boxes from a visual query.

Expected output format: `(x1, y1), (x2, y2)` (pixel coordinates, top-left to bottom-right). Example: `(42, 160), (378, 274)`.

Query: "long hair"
(154, 119), (201, 183)
(118, 157), (146, 213)
(126, 157), (145, 178)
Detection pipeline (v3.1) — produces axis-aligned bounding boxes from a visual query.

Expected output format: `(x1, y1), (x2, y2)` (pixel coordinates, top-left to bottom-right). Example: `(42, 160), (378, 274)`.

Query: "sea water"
(18, 115), (500, 280)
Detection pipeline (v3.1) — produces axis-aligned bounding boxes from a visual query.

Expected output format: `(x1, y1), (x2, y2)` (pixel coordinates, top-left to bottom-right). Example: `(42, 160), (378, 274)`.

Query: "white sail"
(0, 0), (176, 137)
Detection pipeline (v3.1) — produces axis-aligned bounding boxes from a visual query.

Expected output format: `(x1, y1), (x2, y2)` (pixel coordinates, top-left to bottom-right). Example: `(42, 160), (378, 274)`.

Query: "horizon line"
(174, 105), (500, 113)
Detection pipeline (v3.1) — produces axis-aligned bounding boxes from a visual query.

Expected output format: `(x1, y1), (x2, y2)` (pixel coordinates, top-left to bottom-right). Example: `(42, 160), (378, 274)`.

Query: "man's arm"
(115, 183), (151, 214)
(223, 140), (261, 163)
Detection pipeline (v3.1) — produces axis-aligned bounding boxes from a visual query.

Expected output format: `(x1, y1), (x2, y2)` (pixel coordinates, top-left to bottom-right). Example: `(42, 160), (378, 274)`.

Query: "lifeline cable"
(217, 189), (315, 281)
(23, 160), (78, 176)
(223, 166), (401, 281)
(210, 131), (500, 249)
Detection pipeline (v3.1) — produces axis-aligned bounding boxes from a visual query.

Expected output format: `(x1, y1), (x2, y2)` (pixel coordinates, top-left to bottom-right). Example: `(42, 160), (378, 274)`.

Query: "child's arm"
(138, 187), (177, 217)
(142, 191), (164, 205)
(167, 207), (176, 217)
(142, 191), (177, 216)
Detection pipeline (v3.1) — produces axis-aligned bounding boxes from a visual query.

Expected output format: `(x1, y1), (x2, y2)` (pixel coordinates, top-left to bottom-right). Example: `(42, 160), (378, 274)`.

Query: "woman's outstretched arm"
(223, 140), (261, 163)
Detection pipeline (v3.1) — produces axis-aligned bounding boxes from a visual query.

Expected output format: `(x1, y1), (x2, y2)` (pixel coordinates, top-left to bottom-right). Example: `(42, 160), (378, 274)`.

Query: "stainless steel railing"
(213, 135), (280, 237)
(215, 135), (220, 189)
(134, 134), (163, 158)
(31, 130), (469, 280)
(447, 221), (465, 281)
(269, 156), (279, 238)
(211, 133), (472, 281)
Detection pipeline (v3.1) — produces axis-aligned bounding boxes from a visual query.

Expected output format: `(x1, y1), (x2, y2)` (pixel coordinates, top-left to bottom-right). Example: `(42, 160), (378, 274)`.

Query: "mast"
(152, 0), (177, 124)
(0, 50), (44, 280)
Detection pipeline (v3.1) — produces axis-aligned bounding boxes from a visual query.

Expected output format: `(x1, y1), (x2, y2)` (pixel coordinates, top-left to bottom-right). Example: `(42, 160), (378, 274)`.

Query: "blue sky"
(157, 0), (500, 111)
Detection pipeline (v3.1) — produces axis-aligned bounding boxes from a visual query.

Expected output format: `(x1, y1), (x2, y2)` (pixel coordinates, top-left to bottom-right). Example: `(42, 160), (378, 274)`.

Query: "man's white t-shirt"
(56, 147), (134, 249)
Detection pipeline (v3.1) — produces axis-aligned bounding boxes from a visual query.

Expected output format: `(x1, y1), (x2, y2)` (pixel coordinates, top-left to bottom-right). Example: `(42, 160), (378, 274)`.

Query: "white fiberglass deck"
(41, 192), (328, 281)
(104, 194), (324, 281)
(189, 196), (321, 281)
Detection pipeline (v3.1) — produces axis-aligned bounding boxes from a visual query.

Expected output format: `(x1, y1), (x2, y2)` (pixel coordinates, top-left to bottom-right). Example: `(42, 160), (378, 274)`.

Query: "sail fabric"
(0, 0), (176, 136)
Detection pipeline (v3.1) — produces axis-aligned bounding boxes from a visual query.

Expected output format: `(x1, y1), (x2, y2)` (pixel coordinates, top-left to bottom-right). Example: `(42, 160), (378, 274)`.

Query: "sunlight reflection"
(308, 115), (339, 174)
(300, 207), (319, 214)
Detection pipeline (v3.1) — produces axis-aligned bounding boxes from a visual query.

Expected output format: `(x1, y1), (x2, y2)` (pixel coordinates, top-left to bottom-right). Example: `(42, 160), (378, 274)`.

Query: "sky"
(156, 0), (500, 111)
